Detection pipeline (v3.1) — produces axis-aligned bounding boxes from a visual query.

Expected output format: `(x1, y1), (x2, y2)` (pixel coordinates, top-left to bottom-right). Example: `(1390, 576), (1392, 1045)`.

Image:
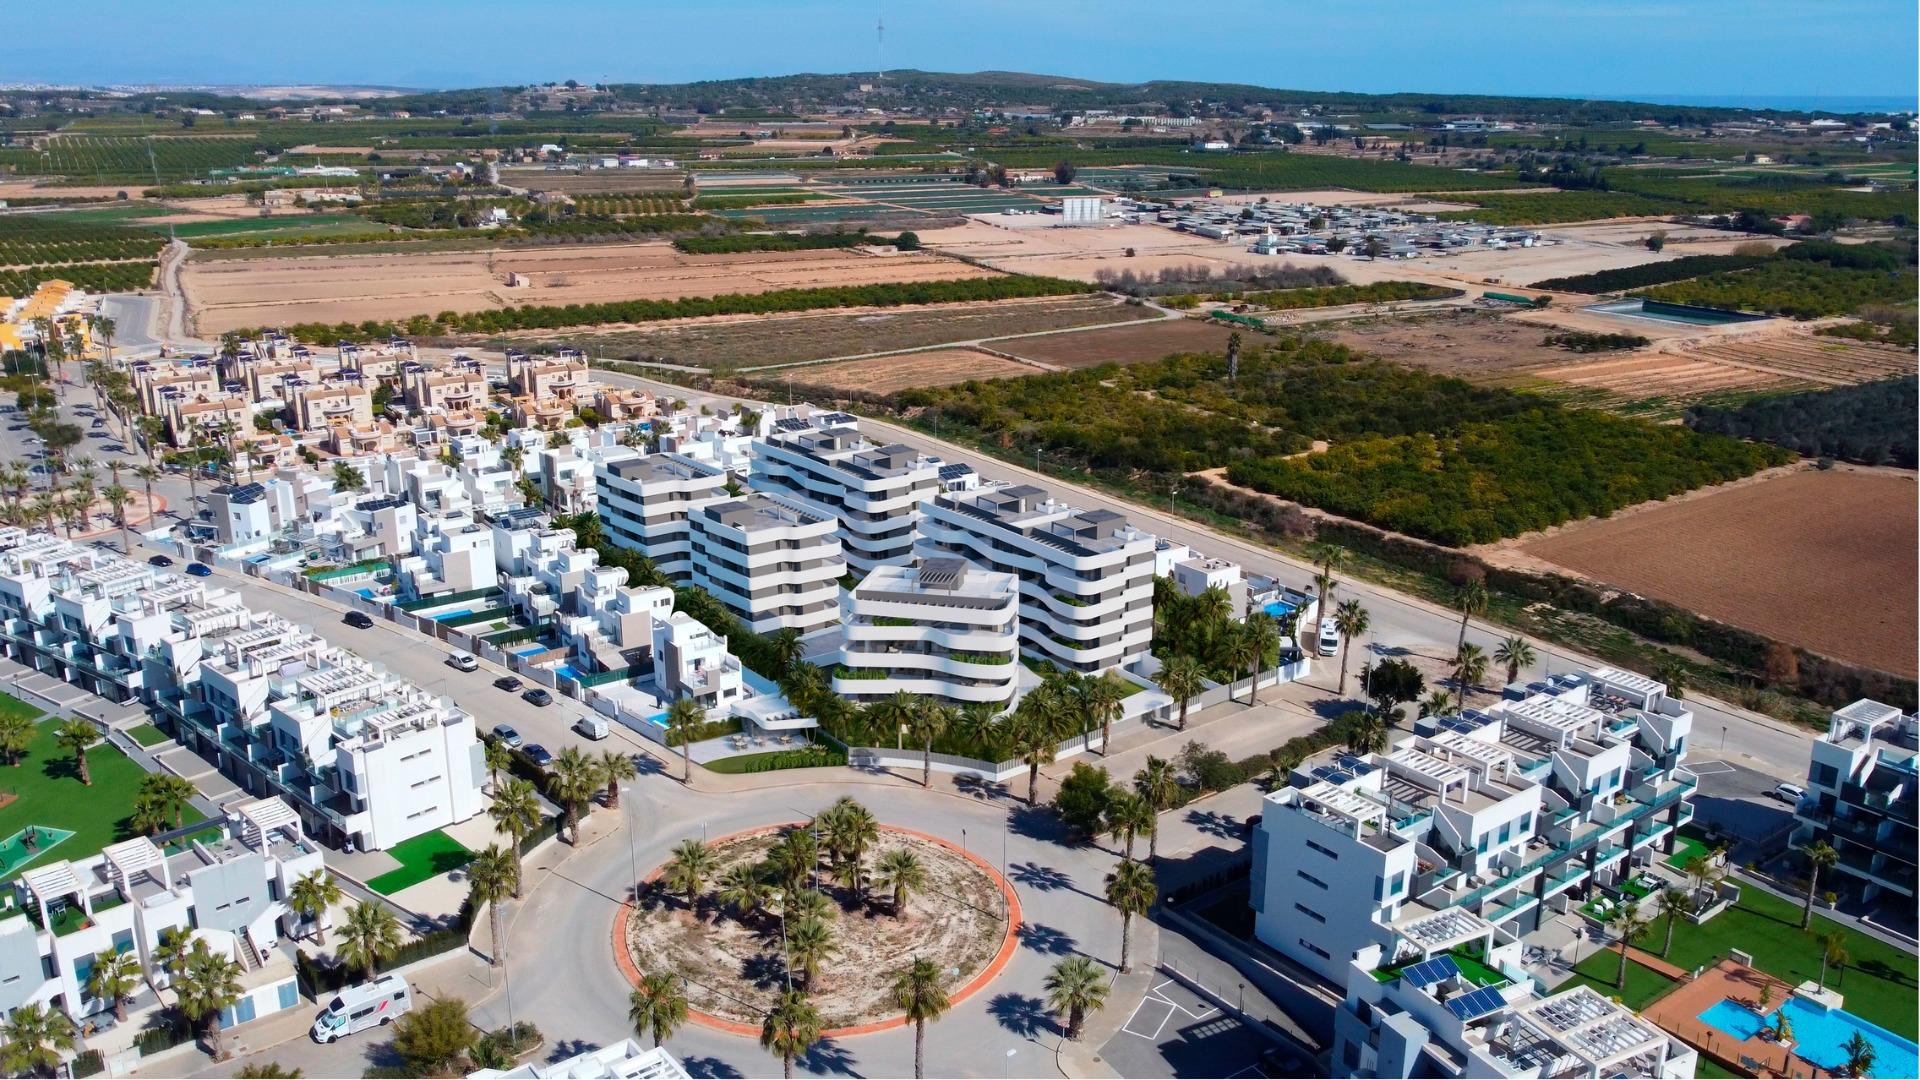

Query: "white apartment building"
(750, 418), (942, 574)
(689, 492), (843, 636)
(596, 453), (730, 579)
(917, 485), (1155, 674)
(0, 529), (484, 852)
(470, 1039), (691, 1079)
(653, 610), (744, 711)
(1170, 554), (1248, 620)
(1252, 666), (1695, 986)
(205, 483), (277, 554)
(393, 511), (497, 597)
(834, 558), (1020, 707)
(1791, 699), (1917, 906)
(0, 798), (318, 1028)
(1333, 944), (1696, 1078)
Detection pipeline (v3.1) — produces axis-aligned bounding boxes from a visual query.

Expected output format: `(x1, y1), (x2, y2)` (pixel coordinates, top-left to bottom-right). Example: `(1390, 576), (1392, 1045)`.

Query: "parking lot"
(1685, 755), (1802, 850)
(1099, 974), (1306, 1079)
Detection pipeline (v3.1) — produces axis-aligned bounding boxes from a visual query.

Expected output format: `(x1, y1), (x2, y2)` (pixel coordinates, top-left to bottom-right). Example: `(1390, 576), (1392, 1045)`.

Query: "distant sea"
(1604, 93), (1915, 114)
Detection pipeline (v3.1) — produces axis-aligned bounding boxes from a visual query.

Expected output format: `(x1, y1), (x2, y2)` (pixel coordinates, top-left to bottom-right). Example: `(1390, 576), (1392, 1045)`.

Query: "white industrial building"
(1060, 195), (1106, 225)
(833, 558), (1021, 707)
(917, 484), (1155, 674)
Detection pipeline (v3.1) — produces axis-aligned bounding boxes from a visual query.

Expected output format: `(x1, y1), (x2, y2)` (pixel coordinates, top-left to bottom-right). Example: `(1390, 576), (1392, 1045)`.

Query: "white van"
(1317, 618), (1341, 657)
(573, 715), (610, 741)
(311, 974), (411, 1043)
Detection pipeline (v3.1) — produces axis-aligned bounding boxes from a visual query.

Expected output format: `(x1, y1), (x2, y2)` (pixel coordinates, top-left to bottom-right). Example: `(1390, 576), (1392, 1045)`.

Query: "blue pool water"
(556, 664), (582, 681)
(512, 644), (546, 656)
(355, 587), (378, 600)
(644, 711), (669, 729)
(432, 608), (473, 622)
(1587, 298), (1770, 326)
(1263, 600), (1297, 618)
(1697, 997), (1917, 1078)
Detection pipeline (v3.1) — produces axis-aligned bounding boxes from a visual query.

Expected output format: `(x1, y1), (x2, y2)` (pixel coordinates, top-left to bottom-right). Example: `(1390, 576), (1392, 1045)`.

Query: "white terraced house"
(596, 453), (730, 579)
(1252, 666), (1695, 988)
(689, 492), (845, 636)
(750, 418), (943, 574)
(0, 528), (484, 853)
(0, 799), (318, 1030)
(916, 484), (1155, 674)
(833, 558), (1021, 707)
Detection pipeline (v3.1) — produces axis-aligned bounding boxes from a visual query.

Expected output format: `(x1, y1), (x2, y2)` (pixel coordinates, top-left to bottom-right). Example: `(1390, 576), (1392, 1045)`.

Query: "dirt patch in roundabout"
(616, 820), (1019, 1036)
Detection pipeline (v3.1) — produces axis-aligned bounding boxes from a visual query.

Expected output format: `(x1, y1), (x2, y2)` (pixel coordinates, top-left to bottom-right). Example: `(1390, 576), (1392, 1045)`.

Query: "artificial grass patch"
(366, 829), (474, 896)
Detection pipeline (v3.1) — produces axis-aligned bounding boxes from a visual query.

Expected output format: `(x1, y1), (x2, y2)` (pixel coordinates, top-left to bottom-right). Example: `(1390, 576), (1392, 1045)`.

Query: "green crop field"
(0, 135), (296, 182)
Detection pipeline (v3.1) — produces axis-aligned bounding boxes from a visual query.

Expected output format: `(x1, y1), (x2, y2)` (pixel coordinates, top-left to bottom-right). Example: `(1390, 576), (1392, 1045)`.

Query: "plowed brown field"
(1523, 469), (1917, 676)
(786, 348), (1037, 392)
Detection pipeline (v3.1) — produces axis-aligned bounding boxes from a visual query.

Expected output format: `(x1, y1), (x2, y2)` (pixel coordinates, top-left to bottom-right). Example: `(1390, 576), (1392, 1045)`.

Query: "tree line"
(1686, 379), (1917, 468)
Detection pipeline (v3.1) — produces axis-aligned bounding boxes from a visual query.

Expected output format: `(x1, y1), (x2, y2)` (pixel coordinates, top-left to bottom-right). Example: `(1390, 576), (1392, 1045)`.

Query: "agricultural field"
(0, 215), (168, 266)
(0, 134), (304, 182)
(571, 194), (692, 216)
(554, 293), (1154, 368)
(497, 168), (689, 194)
(984, 146), (1542, 193)
(779, 348), (1039, 392)
(1526, 353), (1819, 417)
(1639, 259), (1918, 319)
(1521, 468), (1918, 677)
(994, 317), (1239, 368)
(181, 240), (1002, 334)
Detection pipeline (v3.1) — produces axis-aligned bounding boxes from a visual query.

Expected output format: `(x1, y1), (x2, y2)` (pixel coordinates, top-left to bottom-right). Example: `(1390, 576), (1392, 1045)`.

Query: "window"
(1305, 839), (1339, 860)
(1299, 939), (1331, 960)
(1476, 833), (1489, 854)
(278, 981), (299, 1010)
(1297, 870), (1328, 890)
(1498, 822), (1511, 845)
(1390, 871), (1406, 897)
(1294, 903), (1326, 924)
(1518, 812), (1532, 834)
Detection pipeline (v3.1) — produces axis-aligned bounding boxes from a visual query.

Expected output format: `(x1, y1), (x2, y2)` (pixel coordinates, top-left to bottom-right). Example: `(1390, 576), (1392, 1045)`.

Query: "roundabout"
(615, 803), (1021, 1036)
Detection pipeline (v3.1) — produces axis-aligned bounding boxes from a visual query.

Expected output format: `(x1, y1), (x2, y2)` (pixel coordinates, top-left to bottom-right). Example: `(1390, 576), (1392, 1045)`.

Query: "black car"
(343, 611), (375, 629)
(522, 688), (553, 707)
(491, 724), (523, 749)
(147, 555), (174, 567)
(493, 675), (522, 692)
(523, 744), (553, 767)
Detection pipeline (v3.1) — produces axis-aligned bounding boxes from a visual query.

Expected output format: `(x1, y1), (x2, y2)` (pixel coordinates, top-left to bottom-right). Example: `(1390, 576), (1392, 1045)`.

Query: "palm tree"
(1133, 757), (1179, 862)
(1345, 713), (1387, 756)
(1655, 658), (1689, 700)
(1422, 689), (1457, 717)
(488, 778), (541, 899)
(1243, 614), (1281, 706)
(766, 828), (819, 897)
(874, 848), (927, 918)
(134, 462), (161, 527)
(85, 949), (142, 1022)
(103, 482), (132, 553)
(1659, 887), (1696, 957)
(1044, 956), (1111, 1041)
(892, 957), (951, 1079)
(599, 749), (636, 809)
(766, 627), (805, 678)
(1105, 859), (1157, 974)
(1817, 929), (1849, 990)
(784, 916), (835, 991)
(908, 699), (955, 787)
(1452, 578), (1488, 659)
(1494, 635), (1536, 688)
(549, 747), (599, 844)
(337, 900), (404, 979)
(484, 740), (513, 792)
(1605, 901), (1650, 989)
(136, 773), (196, 829)
(1454, 642), (1489, 704)
(1332, 599), (1370, 697)
(822, 799), (878, 904)
(719, 864), (775, 925)
(1799, 842), (1839, 930)
(288, 870), (342, 946)
(1224, 624), (1262, 706)
(0, 713), (30, 768)
(760, 989), (822, 1080)
(666, 697), (704, 783)
(1157, 655), (1205, 732)
(1009, 703), (1057, 806)
(175, 943), (242, 1061)
(467, 845), (518, 971)
(629, 972), (688, 1049)
(0, 1002), (75, 1078)
(236, 1065), (302, 1079)
(1304, 541), (1347, 615)
(1104, 792), (1155, 862)
(1843, 1031), (1877, 1078)
(53, 718), (99, 785)
(152, 926), (193, 984)
(663, 838), (717, 913)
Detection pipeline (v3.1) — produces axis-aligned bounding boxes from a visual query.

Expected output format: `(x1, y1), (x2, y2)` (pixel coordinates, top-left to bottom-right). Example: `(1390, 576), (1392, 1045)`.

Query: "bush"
(1543, 330), (1650, 352)
(1051, 762), (1115, 839)
(71, 1050), (104, 1077)
(1235, 281), (1457, 309)
(707, 748), (846, 773)
(1686, 378), (1917, 468)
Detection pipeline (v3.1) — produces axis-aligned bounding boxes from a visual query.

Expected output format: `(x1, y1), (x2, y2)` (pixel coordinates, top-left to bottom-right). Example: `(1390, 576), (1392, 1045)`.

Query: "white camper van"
(1317, 618), (1342, 657)
(311, 974), (411, 1043)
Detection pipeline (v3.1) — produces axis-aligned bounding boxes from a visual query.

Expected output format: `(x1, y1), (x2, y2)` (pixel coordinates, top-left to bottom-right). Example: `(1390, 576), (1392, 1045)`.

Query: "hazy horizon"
(10, 1), (1915, 109)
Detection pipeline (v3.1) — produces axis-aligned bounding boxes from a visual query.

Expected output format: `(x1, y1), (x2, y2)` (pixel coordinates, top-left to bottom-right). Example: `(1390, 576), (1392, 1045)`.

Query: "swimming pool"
(432, 608), (473, 622)
(1586, 298), (1770, 326)
(1697, 997), (1917, 1078)
(1263, 600), (1297, 618)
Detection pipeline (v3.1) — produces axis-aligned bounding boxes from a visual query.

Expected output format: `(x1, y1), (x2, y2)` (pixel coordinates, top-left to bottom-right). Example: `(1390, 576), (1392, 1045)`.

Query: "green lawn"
(0, 692), (41, 725)
(1694, 1055), (1739, 1078)
(1562, 952), (1679, 1012)
(0, 709), (207, 881)
(702, 747), (845, 774)
(1664, 828), (1714, 872)
(366, 829), (473, 895)
(125, 724), (169, 748)
(1614, 883), (1918, 1038)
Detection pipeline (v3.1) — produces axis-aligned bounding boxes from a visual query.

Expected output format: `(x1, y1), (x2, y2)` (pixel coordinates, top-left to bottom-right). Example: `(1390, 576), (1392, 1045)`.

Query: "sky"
(9, 0), (1916, 110)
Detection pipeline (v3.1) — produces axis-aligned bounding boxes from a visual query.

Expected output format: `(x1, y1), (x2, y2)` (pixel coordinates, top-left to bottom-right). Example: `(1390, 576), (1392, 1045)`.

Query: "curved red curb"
(612, 820), (1023, 1039)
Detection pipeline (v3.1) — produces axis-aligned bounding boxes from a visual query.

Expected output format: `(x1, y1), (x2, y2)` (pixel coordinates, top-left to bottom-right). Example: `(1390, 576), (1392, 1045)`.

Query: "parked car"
(522, 688), (553, 707)
(1771, 782), (1807, 805)
(147, 555), (173, 567)
(184, 562), (213, 577)
(573, 716), (609, 741)
(491, 724), (523, 749)
(343, 611), (375, 629)
(523, 744), (553, 767)
(493, 675), (522, 692)
(447, 651), (479, 672)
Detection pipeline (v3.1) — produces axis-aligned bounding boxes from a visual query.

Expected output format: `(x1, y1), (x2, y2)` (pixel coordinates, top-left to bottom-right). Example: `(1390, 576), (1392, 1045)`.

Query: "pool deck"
(1645, 959), (1834, 1078)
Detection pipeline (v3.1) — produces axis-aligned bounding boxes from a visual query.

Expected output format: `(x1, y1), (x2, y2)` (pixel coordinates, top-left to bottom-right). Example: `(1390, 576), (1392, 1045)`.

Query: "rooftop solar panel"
(1402, 955), (1462, 987)
(1445, 985), (1506, 1022)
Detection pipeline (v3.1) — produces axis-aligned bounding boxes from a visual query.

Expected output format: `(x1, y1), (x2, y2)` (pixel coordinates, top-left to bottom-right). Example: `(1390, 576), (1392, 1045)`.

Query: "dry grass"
(995, 317), (1239, 368)
(786, 348), (1039, 392)
(1522, 468), (1918, 676)
(624, 829), (1005, 1029)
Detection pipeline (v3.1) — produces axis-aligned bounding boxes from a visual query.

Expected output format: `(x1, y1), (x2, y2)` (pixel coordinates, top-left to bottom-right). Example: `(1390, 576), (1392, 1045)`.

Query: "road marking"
(1687, 760), (1734, 775)
(1121, 980), (1218, 1041)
